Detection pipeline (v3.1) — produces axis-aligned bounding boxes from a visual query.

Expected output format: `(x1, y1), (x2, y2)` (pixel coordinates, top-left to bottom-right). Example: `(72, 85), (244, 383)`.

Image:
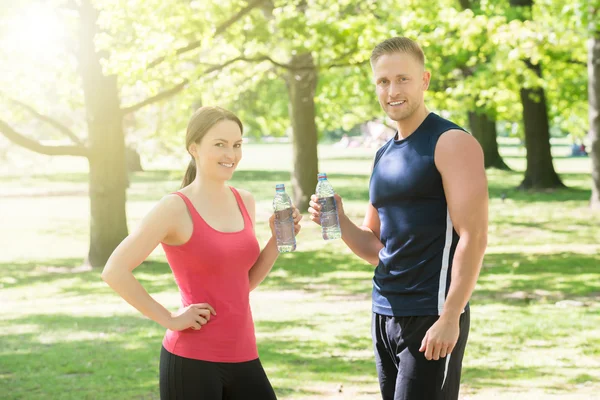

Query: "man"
(308, 37), (488, 400)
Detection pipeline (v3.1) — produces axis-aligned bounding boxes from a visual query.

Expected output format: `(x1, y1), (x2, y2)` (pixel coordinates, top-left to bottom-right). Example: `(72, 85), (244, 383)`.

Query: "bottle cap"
(275, 183), (285, 190)
(317, 173), (327, 180)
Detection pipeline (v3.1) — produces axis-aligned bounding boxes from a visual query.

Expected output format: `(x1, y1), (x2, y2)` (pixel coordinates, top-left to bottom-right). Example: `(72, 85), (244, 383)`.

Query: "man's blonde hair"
(370, 37), (425, 68)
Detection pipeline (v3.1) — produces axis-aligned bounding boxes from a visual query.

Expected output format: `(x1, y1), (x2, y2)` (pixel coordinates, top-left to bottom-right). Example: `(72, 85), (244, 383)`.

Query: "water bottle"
(316, 173), (342, 240)
(273, 184), (296, 252)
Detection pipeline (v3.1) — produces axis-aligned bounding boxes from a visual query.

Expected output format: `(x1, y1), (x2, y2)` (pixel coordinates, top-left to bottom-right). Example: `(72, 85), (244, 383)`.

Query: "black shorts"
(159, 346), (277, 400)
(372, 308), (470, 400)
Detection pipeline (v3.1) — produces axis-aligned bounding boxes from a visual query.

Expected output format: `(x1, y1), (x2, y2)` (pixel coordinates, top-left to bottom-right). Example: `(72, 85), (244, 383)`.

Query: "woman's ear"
(188, 143), (197, 158)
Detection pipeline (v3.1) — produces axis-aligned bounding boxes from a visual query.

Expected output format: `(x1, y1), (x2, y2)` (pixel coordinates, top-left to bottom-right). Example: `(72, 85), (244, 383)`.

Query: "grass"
(1, 140), (599, 399)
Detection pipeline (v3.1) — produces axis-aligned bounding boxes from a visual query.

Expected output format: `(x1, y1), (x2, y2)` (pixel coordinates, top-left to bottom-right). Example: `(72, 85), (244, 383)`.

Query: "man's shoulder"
(435, 130), (484, 167)
(428, 113), (468, 136)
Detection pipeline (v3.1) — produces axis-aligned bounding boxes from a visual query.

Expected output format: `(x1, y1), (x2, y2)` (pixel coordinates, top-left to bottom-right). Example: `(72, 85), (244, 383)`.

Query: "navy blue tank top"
(369, 112), (466, 316)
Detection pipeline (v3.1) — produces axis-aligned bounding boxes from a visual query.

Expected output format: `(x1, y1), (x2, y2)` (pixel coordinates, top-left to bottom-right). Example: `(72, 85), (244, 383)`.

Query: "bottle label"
(318, 196), (336, 213)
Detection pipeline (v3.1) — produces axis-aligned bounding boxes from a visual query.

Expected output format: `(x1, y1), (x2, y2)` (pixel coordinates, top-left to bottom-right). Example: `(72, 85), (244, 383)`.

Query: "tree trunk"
(468, 111), (510, 170)
(509, 0), (564, 190)
(126, 147), (143, 172)
(459, 0), (508, 170)
(286, 53), (319, 210)
(518, 61), (564, 189)
(589, 33), (600, 209)
(78, 3), (128, 267)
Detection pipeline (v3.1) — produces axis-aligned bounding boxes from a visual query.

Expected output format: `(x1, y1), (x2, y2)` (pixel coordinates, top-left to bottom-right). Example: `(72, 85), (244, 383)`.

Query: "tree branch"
(566, 59), (587, 67)
(124, 48), (365, 116)
(197, 53), (364, 71)
(246, 50), (367, 71)
(233, 55), (293, 69)
(146, 0), (267, 70)
(0, 119), (89, 157)
(1, 93), (84, 146)
(121, 81), (189, 115)
(317, 45), (358, 67)
(121, 56), (253, 114)
(324, 58), (369, 69)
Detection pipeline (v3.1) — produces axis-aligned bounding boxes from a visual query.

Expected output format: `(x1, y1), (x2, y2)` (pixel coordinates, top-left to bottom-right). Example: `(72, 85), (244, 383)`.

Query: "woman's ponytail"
(181, 158), (197, 188)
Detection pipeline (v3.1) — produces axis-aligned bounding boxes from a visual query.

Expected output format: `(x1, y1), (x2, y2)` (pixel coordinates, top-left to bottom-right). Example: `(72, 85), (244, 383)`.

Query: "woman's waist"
(179, 292), (252, 312)
(165, 314), (256, 343)
(164, 325), (258, 362)
(172, 304), (254, 330)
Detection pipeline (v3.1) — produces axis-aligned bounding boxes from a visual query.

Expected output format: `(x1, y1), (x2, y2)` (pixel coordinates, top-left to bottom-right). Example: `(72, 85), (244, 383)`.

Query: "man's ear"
(423, 70), (431, 91)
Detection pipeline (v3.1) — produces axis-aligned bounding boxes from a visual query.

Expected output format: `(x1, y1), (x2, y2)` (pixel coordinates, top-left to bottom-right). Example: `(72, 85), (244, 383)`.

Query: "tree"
(508, 0), (565, 189)
(588, 2), (600, 209)
(286, 52), (319, 209)
(212, 0), (379, 210)
(0, 0), (266, 267)
(457, 0), (510, 170)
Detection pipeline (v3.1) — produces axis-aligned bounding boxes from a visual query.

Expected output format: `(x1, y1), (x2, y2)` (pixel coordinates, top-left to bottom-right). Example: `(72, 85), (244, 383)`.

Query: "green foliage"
(0, 0), (595, 149)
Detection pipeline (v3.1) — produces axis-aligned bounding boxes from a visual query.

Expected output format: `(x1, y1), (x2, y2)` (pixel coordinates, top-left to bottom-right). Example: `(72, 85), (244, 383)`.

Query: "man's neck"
(396, 105), (430, 140)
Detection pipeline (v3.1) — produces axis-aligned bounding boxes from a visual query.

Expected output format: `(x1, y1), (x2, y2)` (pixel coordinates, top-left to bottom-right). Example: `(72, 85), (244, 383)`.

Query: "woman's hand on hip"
(168, 303), (216, 331)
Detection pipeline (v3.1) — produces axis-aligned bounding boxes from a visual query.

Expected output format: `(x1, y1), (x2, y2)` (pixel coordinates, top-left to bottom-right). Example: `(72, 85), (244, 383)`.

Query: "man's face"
(372, 51), (430, 122)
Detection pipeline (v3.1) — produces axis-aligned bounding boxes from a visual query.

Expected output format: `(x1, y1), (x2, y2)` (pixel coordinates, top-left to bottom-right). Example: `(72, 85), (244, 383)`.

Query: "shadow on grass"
(494, 219), (599, 236)
(0, 312), (371, 399)
(0, 252), (372, 299)
(0, 259), (177, 296)
(258, 334), (375, 378)
(474, 252), (600, 305)
(0, 314), (163, 400)
(1, 311), (589, 398)
(462, 365), (556, 389)
(486, 171), (592, 202)
(260, 249), (372, 298)
(3, 249), (599, 398)
(3, 251), (598, 305)
(255, 319), (320, 333)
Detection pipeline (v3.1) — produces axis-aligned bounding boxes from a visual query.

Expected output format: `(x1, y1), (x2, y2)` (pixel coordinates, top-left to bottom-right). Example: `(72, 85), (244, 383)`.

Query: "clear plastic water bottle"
(316, 173), (342, 240)
(273, 184), (296, 252)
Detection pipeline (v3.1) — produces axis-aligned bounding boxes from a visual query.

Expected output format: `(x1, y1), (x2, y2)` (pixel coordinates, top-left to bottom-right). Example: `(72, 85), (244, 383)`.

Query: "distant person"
(308, 37), (488, 400)
(571, 142), (588, 157)
(101, 106), (302, 399)
(338, 133), (350, 148)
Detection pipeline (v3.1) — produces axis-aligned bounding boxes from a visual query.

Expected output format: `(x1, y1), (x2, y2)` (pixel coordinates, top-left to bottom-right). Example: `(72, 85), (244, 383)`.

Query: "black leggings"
(159, 346), (277, 400)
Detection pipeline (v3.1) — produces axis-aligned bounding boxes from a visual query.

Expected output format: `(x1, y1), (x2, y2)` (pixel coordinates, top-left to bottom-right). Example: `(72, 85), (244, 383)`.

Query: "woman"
(101, 106), (302, 399)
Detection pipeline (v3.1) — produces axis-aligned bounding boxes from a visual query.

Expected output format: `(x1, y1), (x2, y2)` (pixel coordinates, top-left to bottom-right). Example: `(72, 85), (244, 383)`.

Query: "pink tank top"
(161, 187), (261, 362)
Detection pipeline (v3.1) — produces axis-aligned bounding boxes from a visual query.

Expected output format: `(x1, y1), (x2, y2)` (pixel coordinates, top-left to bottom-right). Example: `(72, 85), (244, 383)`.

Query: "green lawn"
(1, 140), (599, 399)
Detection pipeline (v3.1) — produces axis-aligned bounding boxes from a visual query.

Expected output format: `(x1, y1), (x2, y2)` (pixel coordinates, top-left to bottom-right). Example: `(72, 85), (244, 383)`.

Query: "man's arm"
(309, 195), (383, 266)
(339, 199), (384, 266)
(420, 129), (488, 360)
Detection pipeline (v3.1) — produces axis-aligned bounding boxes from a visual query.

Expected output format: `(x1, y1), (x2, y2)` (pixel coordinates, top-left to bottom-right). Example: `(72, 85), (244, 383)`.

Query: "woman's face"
(191, 119), (243, 181)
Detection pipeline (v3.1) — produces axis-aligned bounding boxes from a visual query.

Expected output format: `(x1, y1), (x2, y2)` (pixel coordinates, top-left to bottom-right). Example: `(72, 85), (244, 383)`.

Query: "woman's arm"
(237, 189), (302, 291)
(101, 195), (214, 330)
